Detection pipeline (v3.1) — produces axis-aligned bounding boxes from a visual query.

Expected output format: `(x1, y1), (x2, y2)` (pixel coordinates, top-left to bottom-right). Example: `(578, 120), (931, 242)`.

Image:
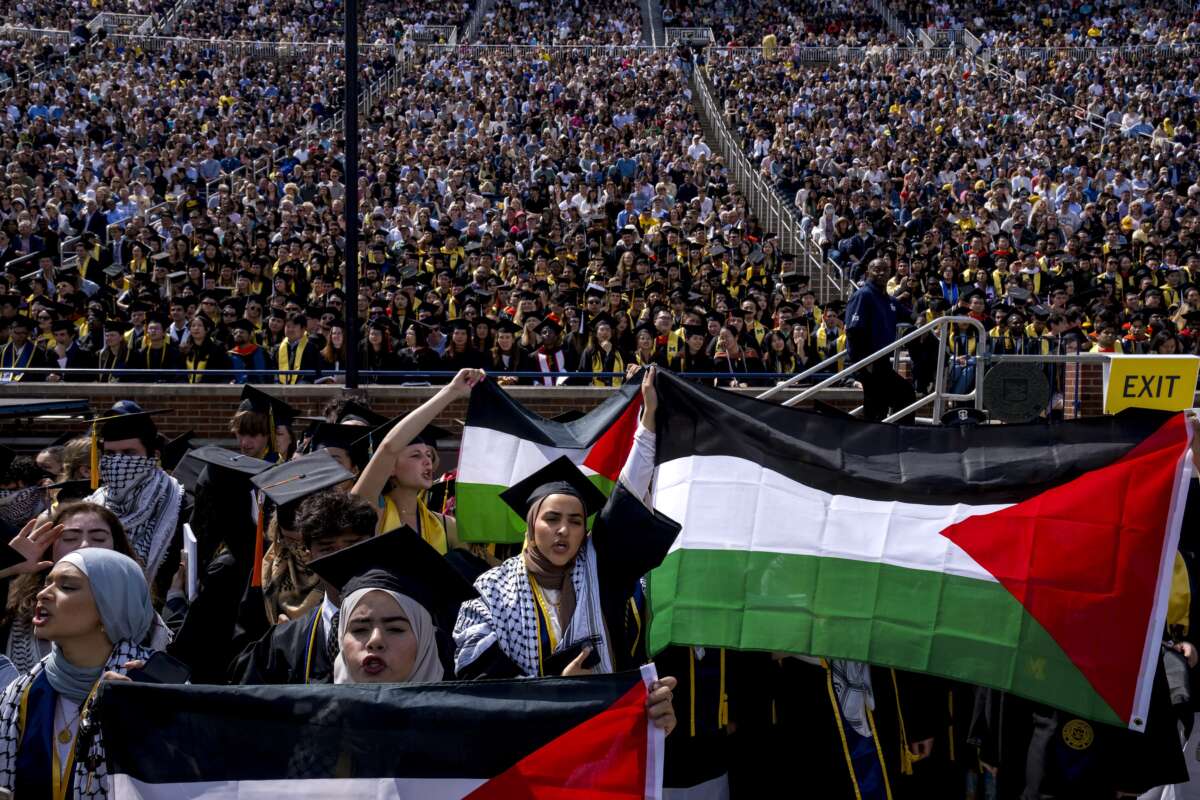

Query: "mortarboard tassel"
(89, 422), (100, 491)
(251, 497), (265, 588)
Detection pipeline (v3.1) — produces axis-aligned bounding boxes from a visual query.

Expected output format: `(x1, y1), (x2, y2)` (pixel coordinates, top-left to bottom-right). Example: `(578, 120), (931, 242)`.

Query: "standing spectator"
(846, 258), (915, 422)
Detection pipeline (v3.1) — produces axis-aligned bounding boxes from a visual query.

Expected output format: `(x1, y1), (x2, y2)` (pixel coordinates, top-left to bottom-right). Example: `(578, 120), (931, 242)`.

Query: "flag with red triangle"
(456, 376), (643, 543)
(99, 668), (665, 798)
(647, 371), (1194, 730)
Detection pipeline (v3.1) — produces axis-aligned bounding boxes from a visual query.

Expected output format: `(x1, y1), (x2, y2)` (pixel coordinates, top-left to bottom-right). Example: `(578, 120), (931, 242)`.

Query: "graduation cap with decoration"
(309, 525), (477, 627)
(249, 450), (354, 587)
(498, 456), (607, 521)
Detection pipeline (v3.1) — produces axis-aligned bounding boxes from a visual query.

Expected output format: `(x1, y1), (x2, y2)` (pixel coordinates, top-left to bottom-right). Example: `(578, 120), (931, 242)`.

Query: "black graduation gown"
(231, 604), (331, 685)
(167, 465), (264, 683)
(126, 342), (183, 383)
(457, 481), (681, 679)
(762, 658), (938, 800)
(968, 660), (1187, 799)
(488, 346), (535, 385)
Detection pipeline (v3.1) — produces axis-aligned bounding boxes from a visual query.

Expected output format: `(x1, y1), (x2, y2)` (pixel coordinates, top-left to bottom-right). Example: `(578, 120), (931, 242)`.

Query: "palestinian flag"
(99, 668), (664, 799)
(646, 372), (1194, 730)
(456, 378), (643, 543)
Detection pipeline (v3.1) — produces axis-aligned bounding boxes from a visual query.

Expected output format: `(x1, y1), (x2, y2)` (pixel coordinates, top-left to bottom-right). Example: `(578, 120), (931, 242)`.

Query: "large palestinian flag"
(456, 378), (643, 543)
(646, 372), (1193, 730)
(99, 668), (664, 798)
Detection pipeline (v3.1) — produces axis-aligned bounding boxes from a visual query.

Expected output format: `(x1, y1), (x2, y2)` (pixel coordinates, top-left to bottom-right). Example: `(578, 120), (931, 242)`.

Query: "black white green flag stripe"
(98, 668), (664, 798)
(456, 378), (643, 543)
(645, 372), (1193, 730)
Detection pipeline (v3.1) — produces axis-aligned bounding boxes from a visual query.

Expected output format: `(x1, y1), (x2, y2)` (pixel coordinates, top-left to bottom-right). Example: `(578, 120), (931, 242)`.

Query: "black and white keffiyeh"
(0, 639), (153, 799)
(5, 612), (173, 676)
(0, 488), (49, 530)
(454, 537), (614, 677)
(87, 455), (184, 584)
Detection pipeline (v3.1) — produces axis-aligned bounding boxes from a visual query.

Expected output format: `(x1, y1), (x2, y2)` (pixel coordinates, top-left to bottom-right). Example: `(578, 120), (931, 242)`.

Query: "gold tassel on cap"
(89, 421), (100, 490)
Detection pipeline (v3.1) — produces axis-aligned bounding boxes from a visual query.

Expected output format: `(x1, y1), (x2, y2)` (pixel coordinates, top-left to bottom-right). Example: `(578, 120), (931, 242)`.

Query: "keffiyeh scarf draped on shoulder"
(87, 455), (184, 583)
(6, 611), (172, 676)
(454, 537), (614, 677)
(0, 640), (153, 799)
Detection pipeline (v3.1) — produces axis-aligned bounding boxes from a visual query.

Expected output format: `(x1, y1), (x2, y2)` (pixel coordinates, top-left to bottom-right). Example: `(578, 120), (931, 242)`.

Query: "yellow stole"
(185, 347), (208, 384)
(380, 496), (447, 554)
(815, 325), (846, 370)
(590, 347), (625, 387)
(276, 334), (308, 385)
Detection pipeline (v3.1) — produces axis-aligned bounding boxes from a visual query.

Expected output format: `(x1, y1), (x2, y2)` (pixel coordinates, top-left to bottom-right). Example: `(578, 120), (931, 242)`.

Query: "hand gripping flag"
(456, 376), (643, 543)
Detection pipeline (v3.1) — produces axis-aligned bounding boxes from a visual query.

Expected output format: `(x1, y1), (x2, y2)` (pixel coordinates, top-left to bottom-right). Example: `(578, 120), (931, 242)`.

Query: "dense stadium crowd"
(4, 1), (1200, 799)
(663, 0), (893, 46)
(474, 0), (644, 45)
(897, 0), (1200, 46)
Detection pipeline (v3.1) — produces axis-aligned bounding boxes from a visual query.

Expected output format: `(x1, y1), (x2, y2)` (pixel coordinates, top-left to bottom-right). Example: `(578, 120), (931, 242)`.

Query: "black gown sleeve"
(591, 481), (682, 596)
(230, 612), (323, 685)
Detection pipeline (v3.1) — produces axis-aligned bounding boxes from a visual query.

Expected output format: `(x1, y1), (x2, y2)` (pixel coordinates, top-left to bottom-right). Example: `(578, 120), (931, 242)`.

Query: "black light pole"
(342, 0), (360, 388)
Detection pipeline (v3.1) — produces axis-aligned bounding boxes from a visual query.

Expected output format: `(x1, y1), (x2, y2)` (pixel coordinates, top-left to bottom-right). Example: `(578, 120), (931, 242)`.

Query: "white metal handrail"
(690, 60), (847, 303)
(757, 315), (989, 423)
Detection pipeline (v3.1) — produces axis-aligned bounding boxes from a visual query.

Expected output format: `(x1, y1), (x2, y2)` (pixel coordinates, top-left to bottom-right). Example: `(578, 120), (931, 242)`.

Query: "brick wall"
(1062, 363), (1105, 419)
(0, 382), (865, 447)
(0, 369), (1115, 450)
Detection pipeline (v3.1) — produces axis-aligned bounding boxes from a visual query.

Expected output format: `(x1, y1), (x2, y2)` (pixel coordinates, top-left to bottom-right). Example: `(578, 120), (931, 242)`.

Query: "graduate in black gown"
(453, 367), (680, 679)
(229, 454), (372, 684)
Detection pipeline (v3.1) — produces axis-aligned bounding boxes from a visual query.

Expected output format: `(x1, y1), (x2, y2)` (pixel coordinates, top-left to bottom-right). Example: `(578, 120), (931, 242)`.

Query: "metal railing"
(404, 24), (457, 45)
(691, 59), (847, 303)
(88, 12), (153, 33)
(642, 0), (663, 48)
(664, 27), (714, 45)
(460, 0), (495, 42)
(757, 315), (989, 423)
(868, 0), (910, 40)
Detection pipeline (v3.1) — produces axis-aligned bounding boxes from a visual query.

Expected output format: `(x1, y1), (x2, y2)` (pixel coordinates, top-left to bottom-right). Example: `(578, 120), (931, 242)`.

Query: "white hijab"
(332, 588), (444, 685)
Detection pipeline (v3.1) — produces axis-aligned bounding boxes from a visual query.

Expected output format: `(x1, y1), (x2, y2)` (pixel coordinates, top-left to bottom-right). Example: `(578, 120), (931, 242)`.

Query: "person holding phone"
(0, 549), (157, 799)
(454, 368), (680, 689)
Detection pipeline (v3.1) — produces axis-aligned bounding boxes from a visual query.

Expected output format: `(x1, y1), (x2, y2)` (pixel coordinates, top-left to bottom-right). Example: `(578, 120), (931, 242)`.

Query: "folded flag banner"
(99, 668), (664, 799)
(646, 373), (1193, 730)
(456, 377), (642, 543)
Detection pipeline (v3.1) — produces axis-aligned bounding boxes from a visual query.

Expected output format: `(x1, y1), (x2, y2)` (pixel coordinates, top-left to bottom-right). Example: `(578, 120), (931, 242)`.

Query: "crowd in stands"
(896, 0), (1200, 47)
(706, 44), (1200, 377)
(1, 0), (1200, 400)
(662, 0), (893, 46)
(474, 0), (643, 45)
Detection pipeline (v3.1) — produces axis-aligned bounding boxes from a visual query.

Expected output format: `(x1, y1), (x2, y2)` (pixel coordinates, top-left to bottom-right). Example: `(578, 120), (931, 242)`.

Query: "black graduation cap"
(238, 385), (297, 428)
(251, 450), (354, 509)
(46, 479), (92, 503)
(96, 402), (165, 443)
(306, 422), (370, 467)
(309, 525), (477, 616)
(184, 445), (271, 478)
(496, 319), (521, 335)
(336, 401), (386, 428)
(683, 324), (708, 339)
(160, 431), (196, 472)
(589, 311), (615, 330)
(538, 317), (563, 336)
(499, 456), (607, 519)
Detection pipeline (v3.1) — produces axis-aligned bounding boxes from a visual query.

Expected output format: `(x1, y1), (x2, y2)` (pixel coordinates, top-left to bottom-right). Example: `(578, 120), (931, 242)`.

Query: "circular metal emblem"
(1061, 718), (1094, 751)
(983, 361), (1052, 423)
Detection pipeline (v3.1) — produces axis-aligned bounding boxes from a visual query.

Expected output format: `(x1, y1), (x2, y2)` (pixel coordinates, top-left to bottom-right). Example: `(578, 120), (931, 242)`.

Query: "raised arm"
(351, 368), (486, 501)
(618, 366), (658, 505)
